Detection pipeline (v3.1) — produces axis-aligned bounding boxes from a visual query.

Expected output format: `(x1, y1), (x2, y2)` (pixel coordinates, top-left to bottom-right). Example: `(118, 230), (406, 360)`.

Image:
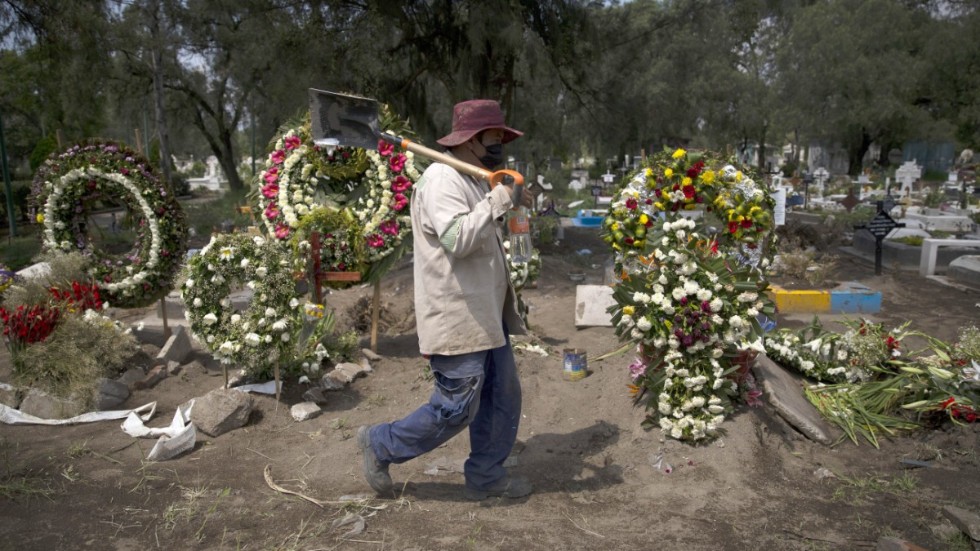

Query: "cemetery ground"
(1, 226), (979, 551)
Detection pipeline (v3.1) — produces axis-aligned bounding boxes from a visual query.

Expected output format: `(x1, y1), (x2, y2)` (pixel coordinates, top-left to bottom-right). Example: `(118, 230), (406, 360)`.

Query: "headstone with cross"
(839, 190), (860, 213)
(854, 201), (905, 275)
(813, 167), (829, 198)
(895, 161), (922, 198)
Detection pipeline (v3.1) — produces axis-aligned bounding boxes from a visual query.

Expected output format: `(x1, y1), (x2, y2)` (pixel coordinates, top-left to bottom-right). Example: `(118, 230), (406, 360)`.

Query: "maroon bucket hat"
(436, 99), (523, 147)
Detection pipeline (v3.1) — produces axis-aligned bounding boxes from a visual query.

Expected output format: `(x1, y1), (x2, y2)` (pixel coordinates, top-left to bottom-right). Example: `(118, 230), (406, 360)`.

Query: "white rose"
(203, 313), (218, 325)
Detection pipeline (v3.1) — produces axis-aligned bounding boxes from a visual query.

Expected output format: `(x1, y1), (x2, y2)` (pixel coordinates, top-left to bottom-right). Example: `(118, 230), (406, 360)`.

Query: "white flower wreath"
(44, 168), (162, 289)
(181, 233), (309, 375)
(32, 141), (188, 309)
(256, 120), (420, 269)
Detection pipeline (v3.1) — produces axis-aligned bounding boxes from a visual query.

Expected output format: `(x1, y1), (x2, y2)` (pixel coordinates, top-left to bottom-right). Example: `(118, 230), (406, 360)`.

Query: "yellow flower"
(304, 303), (325, 318)
(672, 148), (686, 159)
(682, 177), (692, 186)
(638, 214), (649, 225)
(622, 305), (635, 316)
(611, 222), (620, 231)
(701, 170), (715, 184)
(35, 213), (44, 223)
(735, 171), (743, 182)
(664, 168), (673, 178)
(664, 319), (673, 330)
(654, 202), (665, 210)
(749, 206), (762, 216)
(644, 168), (653, 177)
(683, 204), (696, 210)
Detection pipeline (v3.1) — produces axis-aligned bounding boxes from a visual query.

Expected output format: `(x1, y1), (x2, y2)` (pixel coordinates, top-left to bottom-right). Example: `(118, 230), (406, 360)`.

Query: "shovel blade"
(308, 88), (381, 150)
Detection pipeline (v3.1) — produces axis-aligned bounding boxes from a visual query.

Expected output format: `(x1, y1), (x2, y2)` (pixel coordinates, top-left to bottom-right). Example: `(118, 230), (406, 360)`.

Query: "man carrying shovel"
(358, 99), (533, 500)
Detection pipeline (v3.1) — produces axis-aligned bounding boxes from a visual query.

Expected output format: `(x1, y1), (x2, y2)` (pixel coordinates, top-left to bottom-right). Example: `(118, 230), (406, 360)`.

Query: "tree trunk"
(218, 129), (243, 192)
(188, 104), (244, 193)
(847, 130), (873, 176)
(146, 2), (173, 192)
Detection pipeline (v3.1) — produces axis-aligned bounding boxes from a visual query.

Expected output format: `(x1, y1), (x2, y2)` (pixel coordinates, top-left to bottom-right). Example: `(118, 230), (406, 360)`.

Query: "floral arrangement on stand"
(180, 233), (332, 379)
(31, 140), (188, 308)
(289, 206), (367, 290)
(603, 148), (776, 442)
(765, 317), (979, 446)
(255, 107), (421, 285)
(503, 239), (541, 326)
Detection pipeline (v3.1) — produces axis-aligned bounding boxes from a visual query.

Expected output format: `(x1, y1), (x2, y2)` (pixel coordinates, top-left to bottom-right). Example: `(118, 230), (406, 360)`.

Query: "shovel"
(309, 88), (524, 205)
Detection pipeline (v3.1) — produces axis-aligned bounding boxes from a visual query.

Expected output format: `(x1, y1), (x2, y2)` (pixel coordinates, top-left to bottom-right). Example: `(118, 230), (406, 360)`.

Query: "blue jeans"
(368, 339), (522, 490)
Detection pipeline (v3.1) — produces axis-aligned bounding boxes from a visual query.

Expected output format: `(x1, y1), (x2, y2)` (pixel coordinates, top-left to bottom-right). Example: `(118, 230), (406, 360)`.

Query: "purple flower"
(628, 357), (647, 381)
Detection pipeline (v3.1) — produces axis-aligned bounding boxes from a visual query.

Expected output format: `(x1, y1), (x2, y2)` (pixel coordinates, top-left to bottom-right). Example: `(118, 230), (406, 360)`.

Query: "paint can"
(562, 348), (588, 381)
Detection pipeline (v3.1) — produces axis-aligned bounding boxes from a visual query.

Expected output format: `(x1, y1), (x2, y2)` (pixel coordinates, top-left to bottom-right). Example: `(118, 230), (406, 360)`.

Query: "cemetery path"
(1, 227), (978, 550)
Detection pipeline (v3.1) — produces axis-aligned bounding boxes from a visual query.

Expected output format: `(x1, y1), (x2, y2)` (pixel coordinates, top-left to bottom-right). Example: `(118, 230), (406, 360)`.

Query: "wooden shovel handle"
(395, 138), (524, 189)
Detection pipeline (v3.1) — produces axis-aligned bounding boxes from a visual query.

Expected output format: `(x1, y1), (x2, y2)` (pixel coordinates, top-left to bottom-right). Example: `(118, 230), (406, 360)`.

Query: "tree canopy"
(1, 0), (976, 184)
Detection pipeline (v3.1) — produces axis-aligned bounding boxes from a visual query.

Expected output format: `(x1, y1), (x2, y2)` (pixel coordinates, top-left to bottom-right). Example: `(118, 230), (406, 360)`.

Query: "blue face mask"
(479, 143), (504, 169)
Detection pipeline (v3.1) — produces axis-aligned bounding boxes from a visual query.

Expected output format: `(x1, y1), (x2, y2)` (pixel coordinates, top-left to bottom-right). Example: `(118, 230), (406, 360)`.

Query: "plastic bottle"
(507, 207), (533, 263)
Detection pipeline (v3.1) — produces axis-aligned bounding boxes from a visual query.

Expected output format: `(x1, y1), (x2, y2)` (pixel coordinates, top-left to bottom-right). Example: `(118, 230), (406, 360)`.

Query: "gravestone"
(895, 161), (922, 197)
(813, 167), (829, 198)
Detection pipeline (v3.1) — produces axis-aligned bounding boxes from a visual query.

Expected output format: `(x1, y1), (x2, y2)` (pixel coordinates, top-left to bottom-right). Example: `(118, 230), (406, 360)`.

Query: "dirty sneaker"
(357, 425), (393, 495)
(464, 476), (533, 501)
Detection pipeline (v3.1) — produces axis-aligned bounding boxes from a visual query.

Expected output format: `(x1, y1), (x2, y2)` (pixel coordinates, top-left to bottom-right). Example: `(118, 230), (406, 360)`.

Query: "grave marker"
(895, 161), (922, 198)
(854, 201), (905, 275)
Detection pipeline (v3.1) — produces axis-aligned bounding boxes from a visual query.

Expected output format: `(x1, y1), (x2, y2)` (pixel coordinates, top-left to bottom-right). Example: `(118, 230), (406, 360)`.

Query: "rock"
(320, 372), (346, 391)
(117, 367), (146, 388)
(753, 354), (842, 445)
(813, 467), (836, 480)
(302, 387), (328, 404)
(335, 362), (369, 381)
(931, 522), (963, 541)
(361, 348), (382, 361)
(186, 359), (206, 372)
(876, 536), (930, 551)
(166, 360), (182, 376)
(944, 505), (980, 542)
(190, 387), (253, 437)
(133, 365), (167, 390)
(358, 357), (374, 373)
(290, 402), (321, 421)
(0, 383), (22, 409)
(93, 378), (130, 410)
(156, 326), (192, 365)
(18, 388), (85, 420)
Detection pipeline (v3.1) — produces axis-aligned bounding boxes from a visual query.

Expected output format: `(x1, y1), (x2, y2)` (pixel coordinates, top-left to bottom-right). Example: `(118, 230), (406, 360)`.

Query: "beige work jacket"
(411, 160), (527, 355)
